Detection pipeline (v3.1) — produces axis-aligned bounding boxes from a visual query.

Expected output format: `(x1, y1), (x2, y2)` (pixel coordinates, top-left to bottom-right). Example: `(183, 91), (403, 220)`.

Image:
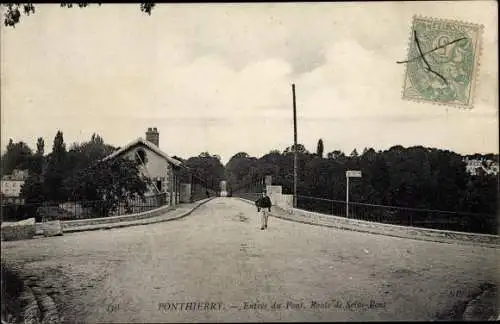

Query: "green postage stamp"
(401, 16), (484, 108)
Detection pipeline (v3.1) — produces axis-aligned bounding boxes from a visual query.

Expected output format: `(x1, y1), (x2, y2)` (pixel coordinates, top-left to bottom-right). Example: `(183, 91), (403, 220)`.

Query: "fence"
(230, 178), (266, 197)
(190, 182), (217, 202)
(296, 195), (497, 234)
(232, 191), (497, 235)
(235, 192), (261, 203)
(0, 193), (169, 222)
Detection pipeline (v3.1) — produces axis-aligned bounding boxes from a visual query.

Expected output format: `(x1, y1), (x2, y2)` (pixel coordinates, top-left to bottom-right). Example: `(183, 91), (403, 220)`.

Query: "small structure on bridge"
(102, 127), (184, 207)
(220, 180), (228, 197)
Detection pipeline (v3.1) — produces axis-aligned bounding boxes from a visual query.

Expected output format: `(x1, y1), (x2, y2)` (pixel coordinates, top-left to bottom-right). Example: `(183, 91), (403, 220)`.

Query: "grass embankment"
(1, 263), (24, 323)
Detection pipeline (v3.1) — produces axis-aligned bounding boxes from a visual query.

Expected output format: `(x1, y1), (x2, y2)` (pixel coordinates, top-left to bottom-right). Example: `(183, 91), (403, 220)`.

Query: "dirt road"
(2, 198), (498, 322)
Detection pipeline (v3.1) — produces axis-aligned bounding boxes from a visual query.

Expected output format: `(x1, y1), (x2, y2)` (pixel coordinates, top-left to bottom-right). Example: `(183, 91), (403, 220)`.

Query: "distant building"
(1, 169), (28, 204)
(463, 157), (499, 176)
(102, 127), (183, 207)
(220, 180), (228, 197)
(490, 163), (500, 175)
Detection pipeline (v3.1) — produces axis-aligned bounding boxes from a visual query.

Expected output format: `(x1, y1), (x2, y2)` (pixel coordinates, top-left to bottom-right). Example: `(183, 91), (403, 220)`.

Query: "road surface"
(2, 198), (498, 322)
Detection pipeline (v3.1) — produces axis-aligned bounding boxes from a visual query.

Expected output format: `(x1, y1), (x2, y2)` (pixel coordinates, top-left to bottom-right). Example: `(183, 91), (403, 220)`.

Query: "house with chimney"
(102, 127), (184, 207)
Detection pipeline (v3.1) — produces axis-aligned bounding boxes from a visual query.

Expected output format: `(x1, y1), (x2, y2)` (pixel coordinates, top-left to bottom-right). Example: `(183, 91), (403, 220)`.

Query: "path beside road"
(60, 198), (213, 233)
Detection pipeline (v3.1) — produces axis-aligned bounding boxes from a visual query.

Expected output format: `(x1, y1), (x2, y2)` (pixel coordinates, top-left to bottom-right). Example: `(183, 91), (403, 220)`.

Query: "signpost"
(346, 170), (362, 217)
(346, 170), (362, 178)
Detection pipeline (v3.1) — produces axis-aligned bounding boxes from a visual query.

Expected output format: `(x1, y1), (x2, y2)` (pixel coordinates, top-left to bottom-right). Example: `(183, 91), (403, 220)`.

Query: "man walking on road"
(255, 192), (272, 230)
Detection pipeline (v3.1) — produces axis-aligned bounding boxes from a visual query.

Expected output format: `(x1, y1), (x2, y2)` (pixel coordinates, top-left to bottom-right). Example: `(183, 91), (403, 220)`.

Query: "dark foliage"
(227, 145), (499, 234)
(2, 3), (156, 27)
(0, 264), (24, 323)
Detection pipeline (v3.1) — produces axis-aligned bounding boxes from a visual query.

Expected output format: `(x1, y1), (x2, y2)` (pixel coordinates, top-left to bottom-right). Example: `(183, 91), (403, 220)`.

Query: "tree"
(350, 148), (359, 158)
(186, 153), (225, 191)
(232, 152), (250, 159)
(2, 3), (156, 27)
(327, 150), (345, 160)
(30, 137), (45, 175)
(226, 152), (259, 193)
(7, 139), (14, 151)
(66, 133), (116, 173)
(65, 157), (151, 216)
(224, 143), (497, 233)
(36, 137), (44, 155)
(316, 139), (324, 158)
(198, 152), (211, 158)
(361, 148), (376, 162)
(0, 140), (33, 175)
(20, 174), (46, 203)
(44, 130), (68, 202)
(51, 131), (66, 156)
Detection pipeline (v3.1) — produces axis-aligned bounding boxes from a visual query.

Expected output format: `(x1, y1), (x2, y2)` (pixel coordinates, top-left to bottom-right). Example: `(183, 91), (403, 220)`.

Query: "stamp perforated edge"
(401, 14), (485, 110)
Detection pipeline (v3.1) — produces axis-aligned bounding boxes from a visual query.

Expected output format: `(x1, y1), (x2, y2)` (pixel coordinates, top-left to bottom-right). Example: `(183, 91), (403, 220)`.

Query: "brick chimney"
(146, 127), (159, 147)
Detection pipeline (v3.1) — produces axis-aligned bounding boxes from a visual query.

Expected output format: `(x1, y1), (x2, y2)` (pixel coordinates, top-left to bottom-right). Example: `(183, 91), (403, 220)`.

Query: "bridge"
(2, 197), (498, 322)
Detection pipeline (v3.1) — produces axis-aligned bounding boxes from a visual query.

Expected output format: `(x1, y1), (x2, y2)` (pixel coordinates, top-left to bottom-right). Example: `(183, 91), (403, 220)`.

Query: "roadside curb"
(236, 197), (500, 248)
(2, 198), (216, 323)
(61, 197), (215, 233)
(462, 284), (498, 321)
(2, 265), (59, 324)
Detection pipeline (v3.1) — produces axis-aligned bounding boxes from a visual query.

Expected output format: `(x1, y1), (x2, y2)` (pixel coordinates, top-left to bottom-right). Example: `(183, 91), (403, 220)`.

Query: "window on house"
(136, 149), (147, 164)
(156, 179), (162, 192)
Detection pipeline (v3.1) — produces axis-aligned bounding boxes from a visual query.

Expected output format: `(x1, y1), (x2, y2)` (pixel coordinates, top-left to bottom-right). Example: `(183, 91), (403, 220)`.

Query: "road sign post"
(345, 170), (362, 217)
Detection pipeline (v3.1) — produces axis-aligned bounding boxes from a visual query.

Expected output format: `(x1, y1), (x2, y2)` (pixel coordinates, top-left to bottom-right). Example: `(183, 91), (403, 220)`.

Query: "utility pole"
(346, 176), (349, 218)
(292, 83), (298, 208)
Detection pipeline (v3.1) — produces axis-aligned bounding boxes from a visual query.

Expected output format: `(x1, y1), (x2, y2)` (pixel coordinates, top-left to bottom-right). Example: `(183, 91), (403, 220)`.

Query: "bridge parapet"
(232, 185), (293, 210)
(266, 185), (293, 211)
(236, 185), (500, 248)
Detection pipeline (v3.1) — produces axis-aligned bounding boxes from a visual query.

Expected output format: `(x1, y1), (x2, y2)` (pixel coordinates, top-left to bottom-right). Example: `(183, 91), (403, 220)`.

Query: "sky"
(1, 2), (498, 165)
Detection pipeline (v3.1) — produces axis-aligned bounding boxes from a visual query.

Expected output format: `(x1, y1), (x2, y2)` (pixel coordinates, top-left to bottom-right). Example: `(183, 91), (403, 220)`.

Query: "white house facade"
(1, 169), (28, 204)
(463, 157), (499, 176)
(102, 128), (183, 207)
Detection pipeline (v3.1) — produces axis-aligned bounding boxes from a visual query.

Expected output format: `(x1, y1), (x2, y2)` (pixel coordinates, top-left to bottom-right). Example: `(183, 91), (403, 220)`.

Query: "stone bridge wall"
(237, 185), (500, 248)
(1, 218), (36, 241)
(60, 205), (175, 230)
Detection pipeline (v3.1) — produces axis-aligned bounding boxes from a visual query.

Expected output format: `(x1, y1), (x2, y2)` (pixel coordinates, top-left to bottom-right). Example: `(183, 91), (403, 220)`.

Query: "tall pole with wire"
(292, 83), (298, 208)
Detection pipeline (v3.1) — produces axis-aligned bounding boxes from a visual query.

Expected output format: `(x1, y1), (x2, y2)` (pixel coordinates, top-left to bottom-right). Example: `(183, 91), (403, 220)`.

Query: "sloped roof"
(102, 137), (183, 167)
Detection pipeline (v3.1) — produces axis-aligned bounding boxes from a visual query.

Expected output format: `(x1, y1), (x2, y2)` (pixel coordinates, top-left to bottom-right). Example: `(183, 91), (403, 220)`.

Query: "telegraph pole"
(292, 84), (298, 208)
(346, 176), (349, 218)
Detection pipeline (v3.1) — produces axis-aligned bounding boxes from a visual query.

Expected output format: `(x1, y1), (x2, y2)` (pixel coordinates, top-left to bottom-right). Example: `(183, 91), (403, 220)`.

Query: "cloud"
(1, 2), (498, 164)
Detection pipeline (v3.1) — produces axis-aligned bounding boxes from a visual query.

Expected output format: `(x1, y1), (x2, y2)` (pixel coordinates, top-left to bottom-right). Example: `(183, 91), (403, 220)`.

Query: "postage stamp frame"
(401, 15), (484, 109)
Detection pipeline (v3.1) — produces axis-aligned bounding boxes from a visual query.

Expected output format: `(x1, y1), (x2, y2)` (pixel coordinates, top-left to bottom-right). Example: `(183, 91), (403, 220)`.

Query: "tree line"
(225, 140), (498, 234)
(1, 132), (150, 218)
(1, 134), (497, 233)
(0, 131), (225, 219)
